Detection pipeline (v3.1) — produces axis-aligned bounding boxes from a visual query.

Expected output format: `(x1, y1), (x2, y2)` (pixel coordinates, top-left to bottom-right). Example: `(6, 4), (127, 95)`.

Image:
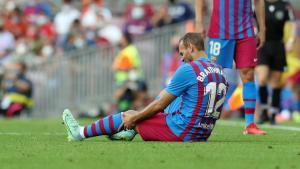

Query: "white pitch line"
(0, 132), (65, 136)
(217, 120), (300, 132)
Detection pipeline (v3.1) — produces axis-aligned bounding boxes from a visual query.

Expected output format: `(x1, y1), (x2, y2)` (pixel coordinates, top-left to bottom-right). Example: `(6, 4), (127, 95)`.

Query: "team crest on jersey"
(275, 11), (284, 20)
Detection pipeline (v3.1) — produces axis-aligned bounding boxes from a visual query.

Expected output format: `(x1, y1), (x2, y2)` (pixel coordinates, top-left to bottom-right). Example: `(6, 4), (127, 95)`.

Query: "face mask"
(74, 38), (85, 48)
(16, 43), (27, 55)
(131, 7), (144, 20)
(42, 45), (54, 57)
(36, 15), (48, 26)
(134, 0), (145, 5)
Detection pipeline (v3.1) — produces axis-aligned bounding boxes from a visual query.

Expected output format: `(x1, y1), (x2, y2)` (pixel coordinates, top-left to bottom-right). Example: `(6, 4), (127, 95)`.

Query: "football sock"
(271, 88), (281, 115)
(258, 85), (269, 121)
(243, 81), (256, 127)
(81, 113), (122, 138)
(259, 85), (268, 109)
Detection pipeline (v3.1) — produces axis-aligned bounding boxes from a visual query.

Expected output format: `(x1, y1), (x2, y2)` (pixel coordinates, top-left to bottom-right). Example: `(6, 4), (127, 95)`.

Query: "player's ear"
(189, 45), (194, 53)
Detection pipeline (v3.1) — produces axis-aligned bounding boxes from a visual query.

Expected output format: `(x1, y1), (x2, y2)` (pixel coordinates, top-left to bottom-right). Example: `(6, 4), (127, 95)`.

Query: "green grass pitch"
(0, 119), (300, 169)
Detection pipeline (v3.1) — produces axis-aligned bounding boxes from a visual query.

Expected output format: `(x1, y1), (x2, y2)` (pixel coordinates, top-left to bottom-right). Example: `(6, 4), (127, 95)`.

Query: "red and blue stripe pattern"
(242, 81), (256, 127)
(177, 60), (227, 141)
(83, 113), (122, 138)
(208, 0), (255, 39)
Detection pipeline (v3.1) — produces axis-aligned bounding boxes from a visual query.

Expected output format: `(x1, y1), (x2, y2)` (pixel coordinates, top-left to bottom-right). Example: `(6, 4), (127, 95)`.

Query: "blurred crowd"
(0, 0), (195, 118)
(0, 0), (194, 69)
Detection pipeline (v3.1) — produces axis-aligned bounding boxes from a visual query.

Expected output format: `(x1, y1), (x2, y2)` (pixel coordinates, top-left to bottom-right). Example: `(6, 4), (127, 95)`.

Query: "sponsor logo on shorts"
(197, 122), (215, 130)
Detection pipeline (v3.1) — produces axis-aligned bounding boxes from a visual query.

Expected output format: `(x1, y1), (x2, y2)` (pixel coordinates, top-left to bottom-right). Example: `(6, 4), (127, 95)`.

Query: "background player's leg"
(270, 71), (282, 125)
(256, 65), (270, 123)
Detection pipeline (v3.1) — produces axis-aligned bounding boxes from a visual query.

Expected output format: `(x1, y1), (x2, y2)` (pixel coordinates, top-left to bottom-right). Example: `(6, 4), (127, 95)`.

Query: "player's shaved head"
(179, 33), (204, 51)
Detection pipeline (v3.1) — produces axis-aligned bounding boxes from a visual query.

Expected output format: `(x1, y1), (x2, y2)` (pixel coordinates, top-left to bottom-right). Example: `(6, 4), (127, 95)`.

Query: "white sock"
(79, 126), (85, 138)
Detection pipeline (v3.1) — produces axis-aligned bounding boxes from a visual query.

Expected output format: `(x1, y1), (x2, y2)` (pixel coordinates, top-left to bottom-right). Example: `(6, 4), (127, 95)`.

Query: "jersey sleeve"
(165, 64), (195, 97)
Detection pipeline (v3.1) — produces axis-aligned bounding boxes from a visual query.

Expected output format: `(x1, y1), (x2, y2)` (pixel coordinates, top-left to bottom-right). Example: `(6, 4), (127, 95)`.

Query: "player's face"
(178, 41), (193, 63)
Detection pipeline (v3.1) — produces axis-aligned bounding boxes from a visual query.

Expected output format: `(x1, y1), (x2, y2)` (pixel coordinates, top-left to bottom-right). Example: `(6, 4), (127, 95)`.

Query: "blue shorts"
(206, 38), (257, 69)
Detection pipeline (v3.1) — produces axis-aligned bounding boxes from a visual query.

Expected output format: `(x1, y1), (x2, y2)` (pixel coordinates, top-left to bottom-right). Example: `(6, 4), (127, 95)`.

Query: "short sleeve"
(165, 64), (196, 97)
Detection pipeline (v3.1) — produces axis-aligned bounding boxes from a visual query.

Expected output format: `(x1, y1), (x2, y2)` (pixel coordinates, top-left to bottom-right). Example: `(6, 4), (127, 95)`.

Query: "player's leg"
(136, 113), (181, 141)
(110, 112), (181, 141)
(255, 65), (270, 124)
(110, 97), (183, 141)
(269, 71), (282, 124)
(256, 41), (272, 123)
(269, 41), (287, 124)
(62, 109), (123, 141)
(235, 37), (266, 135)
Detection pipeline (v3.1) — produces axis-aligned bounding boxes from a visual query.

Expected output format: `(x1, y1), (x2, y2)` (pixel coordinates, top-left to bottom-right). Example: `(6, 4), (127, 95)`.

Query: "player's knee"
(240, 68), (255, 82)
(258, 76), (268, 86)
(270, 79), (282, 88)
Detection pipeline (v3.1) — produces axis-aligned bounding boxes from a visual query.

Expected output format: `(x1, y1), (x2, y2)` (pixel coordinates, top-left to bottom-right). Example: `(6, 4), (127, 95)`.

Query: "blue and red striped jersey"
(208, 0), (255, 39)
(165, 58), (228, 141)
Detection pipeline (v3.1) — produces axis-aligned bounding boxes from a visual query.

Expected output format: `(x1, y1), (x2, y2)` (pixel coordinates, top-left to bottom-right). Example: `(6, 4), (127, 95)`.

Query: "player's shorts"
(206, 37), (257, 69)
(137, 113), (181, 141)
(257, 41), (287, 72)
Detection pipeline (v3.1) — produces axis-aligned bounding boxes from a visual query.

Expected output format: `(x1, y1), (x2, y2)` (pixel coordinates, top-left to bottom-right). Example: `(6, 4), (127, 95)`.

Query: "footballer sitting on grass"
(62, 33), (228, 142)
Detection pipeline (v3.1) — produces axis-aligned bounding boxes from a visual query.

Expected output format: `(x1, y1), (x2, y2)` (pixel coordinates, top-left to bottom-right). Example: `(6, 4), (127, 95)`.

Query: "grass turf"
(0, 119), (299, 169)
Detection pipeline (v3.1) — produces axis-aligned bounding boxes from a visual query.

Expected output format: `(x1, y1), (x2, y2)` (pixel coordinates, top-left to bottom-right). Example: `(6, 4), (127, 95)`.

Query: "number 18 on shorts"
(206, 38), (236, 69)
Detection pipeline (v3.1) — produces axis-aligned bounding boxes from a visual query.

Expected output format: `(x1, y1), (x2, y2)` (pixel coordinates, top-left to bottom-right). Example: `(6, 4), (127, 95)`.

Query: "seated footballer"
(63, 33), (228, 142)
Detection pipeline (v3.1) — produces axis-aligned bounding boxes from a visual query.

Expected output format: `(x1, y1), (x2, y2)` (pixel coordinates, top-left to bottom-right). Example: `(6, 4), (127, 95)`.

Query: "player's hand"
(256, 30), (265, 50)
(121, 110), (138, 130)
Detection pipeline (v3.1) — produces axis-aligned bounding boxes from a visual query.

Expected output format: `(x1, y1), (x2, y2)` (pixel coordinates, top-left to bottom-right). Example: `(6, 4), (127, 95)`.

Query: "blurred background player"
(0, 62), (33, 118)
(195, 0), (266, 135)
(62, 33), (229, 142)
(256, 0), (296, 124)
(112, 32), (145, 112)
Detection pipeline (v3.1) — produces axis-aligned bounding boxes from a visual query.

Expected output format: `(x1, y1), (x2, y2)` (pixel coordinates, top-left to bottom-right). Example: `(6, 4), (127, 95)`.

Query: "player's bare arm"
(254, 0), (266, 50)
(195, 0), (207, 38)
(122, 90), (176, 129)
(285, 21), (296, 52)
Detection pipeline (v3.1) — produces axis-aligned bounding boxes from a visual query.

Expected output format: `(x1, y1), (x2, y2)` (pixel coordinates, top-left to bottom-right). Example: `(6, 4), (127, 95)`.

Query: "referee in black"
(256, 0), (296, 124)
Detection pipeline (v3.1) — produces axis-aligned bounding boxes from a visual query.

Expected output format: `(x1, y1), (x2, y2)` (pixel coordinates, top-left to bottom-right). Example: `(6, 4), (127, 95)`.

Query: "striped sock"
(243, 81), (256, 127)
(82, 113), (122, 138)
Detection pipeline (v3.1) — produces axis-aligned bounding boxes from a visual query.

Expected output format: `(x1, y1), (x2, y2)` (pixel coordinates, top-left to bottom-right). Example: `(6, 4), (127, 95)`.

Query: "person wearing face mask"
(124, 0), (154, 21)
(4, 7), (28, 38)
(54, 0), (80, 50)
(0, 62), (33, 118)
(124, 0), (153, 35)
